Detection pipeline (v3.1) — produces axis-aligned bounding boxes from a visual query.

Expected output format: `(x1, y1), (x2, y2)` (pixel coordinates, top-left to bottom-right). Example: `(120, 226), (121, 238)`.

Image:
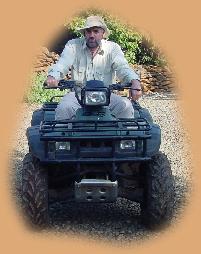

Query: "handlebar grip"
(58, 80), (75, 89)
(130, 88), (142, 91)
(43, 82), (59, 89)
(110, 83), (131, 90)
(43, 80), (75, 90)
(123, 82), (132, 87)
(110, 83), (141, 91)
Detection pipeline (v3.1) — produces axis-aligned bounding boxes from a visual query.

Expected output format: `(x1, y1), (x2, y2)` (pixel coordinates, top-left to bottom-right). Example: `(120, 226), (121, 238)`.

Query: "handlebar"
(43, 80), (141, 91)
(43, 80), (75, 90)
(109, 83), (141, 91)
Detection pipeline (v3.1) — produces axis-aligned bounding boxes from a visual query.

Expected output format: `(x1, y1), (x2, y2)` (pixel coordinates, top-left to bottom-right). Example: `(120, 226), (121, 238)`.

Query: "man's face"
(85, 27), (104, 48)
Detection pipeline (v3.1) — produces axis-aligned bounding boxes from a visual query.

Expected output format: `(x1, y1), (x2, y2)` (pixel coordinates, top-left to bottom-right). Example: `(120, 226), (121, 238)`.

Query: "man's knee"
(119, 98), (134, 118)
(55, 92), (78, 120)
(110, 94), (134, 118)
(55, 104), (75, 120)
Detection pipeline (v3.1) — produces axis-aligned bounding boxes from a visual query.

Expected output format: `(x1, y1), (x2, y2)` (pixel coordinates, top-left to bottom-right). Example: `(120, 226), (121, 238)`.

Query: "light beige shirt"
(48, 38), (139, 86)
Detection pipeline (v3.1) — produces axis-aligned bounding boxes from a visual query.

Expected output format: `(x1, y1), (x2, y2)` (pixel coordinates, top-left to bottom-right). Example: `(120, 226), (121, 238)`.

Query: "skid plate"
(75, 179), (118, 202)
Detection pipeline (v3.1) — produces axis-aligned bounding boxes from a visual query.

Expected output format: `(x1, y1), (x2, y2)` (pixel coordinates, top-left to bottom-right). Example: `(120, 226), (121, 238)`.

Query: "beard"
(86, 38), (101, 48)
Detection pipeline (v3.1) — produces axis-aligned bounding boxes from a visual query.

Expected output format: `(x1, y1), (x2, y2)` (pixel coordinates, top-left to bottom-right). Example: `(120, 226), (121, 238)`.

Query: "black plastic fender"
(31, 109), (44, 126)
(26, 126), (45, 160)
(146, 123), (161, 157)
(132, 101), (153, 123)
(31, 108), (56, 126)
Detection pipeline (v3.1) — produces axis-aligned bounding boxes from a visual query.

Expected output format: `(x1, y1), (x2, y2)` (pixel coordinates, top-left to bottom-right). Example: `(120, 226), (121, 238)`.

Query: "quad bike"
(22, 80), (175, 228)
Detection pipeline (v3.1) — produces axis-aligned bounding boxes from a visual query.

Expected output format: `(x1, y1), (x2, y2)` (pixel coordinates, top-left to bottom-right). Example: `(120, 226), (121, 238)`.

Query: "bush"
(135, 36), (167, 66)
(24, 73), (66, 104)
(66, 9), (167, 66)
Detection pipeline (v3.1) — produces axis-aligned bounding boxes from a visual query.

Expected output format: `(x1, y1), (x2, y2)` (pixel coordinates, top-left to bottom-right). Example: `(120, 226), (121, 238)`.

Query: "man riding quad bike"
(21, 79), (175, 229)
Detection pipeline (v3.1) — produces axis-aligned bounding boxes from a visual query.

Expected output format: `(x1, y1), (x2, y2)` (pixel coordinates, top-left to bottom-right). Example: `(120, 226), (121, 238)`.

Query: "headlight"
(85, 91), (107, 105)
(120, 140), (136, 150)
(55, 142), (70, 151)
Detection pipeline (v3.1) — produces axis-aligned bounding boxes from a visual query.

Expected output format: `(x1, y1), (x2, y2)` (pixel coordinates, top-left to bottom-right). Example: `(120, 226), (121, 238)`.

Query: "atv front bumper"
(27, 118), (161, 163)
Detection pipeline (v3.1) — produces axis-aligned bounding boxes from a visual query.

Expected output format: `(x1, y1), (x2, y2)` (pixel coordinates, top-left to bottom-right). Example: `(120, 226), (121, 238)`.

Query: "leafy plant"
(135, 36), (167, 66)
(24, 73), (66, 104)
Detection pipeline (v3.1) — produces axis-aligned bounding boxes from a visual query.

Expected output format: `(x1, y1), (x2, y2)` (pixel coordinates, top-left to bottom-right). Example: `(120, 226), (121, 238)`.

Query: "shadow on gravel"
(173, 175), (191, 212)
(47, 175), (190, 242)
(48, 198), (146, 242)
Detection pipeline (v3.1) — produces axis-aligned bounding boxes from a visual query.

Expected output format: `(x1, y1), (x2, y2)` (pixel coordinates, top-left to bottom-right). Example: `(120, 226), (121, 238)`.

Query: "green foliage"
(135, 36), (167, 66)
(24, 73), (66, 104)
(66, 9), (167, 66)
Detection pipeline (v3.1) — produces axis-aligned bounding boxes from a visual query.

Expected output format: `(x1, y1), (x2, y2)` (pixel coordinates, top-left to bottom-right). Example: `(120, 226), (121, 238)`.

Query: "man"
(46, 16), (142, 120)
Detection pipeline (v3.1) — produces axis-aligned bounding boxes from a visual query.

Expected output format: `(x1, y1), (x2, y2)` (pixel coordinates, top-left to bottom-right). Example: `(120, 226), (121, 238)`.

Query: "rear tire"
(22, 153), (49, 227)
(141, 152), (175, 229)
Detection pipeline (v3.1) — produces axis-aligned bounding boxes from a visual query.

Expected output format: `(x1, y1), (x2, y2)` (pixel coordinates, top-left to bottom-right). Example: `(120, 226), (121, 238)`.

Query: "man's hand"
(130, 79), (142, 101)
(45, 76), (59, 87)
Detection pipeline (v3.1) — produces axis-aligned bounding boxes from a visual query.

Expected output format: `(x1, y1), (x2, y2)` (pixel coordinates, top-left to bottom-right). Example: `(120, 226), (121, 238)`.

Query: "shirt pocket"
(95, 61), (111, 81)
(94, 70), (104, 81)
(72, 65), (86, 82)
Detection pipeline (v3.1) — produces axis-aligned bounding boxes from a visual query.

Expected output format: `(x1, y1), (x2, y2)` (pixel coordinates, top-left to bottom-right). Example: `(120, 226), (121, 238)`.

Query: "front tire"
(22, 153), (49, 227)
(141, 152), (175, 229)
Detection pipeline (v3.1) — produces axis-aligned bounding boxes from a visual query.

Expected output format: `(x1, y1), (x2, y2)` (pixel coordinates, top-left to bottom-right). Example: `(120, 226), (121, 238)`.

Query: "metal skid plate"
(75, 179), (118, 203)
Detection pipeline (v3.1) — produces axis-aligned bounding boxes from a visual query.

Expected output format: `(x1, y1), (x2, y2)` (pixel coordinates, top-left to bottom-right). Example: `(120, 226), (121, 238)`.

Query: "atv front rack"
(39, 118), (151, 140)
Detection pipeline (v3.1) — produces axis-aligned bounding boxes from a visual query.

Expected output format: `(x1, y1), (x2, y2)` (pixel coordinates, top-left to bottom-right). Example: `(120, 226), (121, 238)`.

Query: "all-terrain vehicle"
(22, 80), (175, 228)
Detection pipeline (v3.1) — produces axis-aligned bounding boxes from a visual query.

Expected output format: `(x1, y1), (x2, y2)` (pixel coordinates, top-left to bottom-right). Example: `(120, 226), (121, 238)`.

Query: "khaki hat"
(77, 16), (110, 38)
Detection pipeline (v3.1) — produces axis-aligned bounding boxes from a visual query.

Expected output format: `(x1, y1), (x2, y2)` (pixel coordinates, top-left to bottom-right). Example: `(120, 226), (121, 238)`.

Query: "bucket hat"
(77, 16), (110, 38)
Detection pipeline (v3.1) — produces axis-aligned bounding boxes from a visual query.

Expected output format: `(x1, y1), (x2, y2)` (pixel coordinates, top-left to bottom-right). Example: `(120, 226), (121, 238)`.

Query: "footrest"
(75, 179), (118, 202)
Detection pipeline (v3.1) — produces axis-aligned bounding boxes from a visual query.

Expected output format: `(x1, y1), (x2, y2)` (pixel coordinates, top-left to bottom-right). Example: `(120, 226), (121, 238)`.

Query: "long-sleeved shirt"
(48, 38), (140, 86)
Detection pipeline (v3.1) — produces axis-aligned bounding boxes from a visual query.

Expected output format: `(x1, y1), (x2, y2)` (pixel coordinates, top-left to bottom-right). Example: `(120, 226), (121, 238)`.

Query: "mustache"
(85, 38), (101, 48)
(88, 38), (96, 41)
(87, 38), (100, 43)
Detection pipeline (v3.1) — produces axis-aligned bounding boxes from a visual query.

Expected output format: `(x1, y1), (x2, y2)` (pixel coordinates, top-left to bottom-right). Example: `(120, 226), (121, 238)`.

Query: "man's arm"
(111, 43), (142, 100)
(130, 79), (142, 100)
(45, 40), (76, 86)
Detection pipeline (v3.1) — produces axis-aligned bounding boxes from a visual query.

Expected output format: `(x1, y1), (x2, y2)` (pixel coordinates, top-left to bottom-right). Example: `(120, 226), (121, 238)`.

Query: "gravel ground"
(9, 93), (192, 246)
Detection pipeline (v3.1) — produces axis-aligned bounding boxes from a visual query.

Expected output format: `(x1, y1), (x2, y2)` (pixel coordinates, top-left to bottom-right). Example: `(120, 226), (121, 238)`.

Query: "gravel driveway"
(9, 93), (192, 246)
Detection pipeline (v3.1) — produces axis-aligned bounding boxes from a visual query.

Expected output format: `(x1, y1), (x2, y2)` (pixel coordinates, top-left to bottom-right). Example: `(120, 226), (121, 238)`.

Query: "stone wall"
(131, 64), (175, 93)
(33, 47), (175, 93)
(33, 47), (59, 73)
